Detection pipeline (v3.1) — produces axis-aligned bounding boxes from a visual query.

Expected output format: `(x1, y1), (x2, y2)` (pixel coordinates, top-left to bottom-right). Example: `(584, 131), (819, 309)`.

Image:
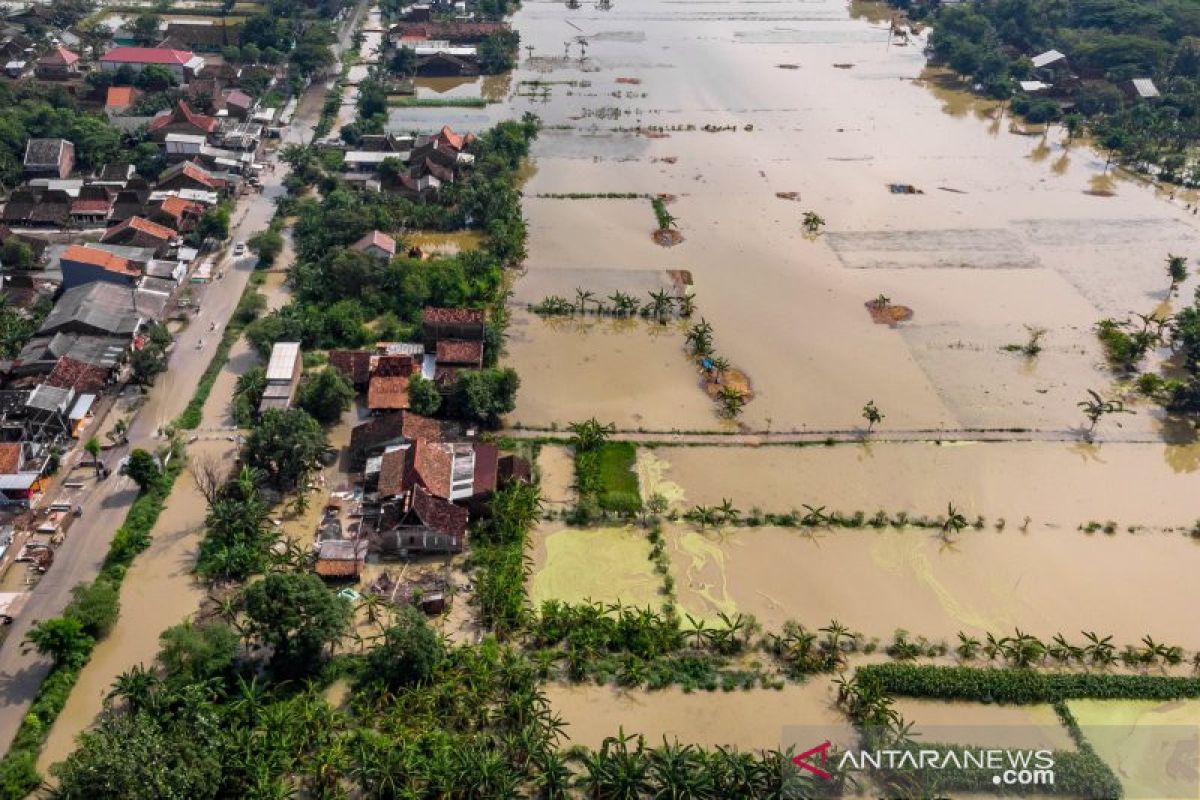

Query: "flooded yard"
(892, 699), (1073, 751)
(664, 523), (1200, 644)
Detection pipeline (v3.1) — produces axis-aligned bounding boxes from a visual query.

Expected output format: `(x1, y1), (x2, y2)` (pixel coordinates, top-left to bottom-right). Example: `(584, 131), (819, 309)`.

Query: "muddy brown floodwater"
(425, 0), (1200, 435)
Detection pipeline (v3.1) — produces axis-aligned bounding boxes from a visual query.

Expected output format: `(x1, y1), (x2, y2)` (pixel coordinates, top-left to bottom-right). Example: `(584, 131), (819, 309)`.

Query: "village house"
(105, 86), (141, 115)
(37, 281), (147, 339)
(422, 306), (485, 389)
(328, 349), (373, 391)
(11, 332), (127, 387)
(351, 230), (397, 260)
(0, 440), (49, 507)
(148, 101), (219, 141)
(99, 46), (205, 82)
(69, 185), (115, 228)
(412, 41), (480, 76)
(58, 244), (142, 292)
(23, 139), (75, 180)
(34, 47), (79, 79)
(162, 20), (243, 53)
(389, 20), (510, 45)
(367, 353), (416, 413)
(156, 159), (228, 194)
(2, 188), (71, 229)
(348, 409), (454, 468)
(100, 216), (176, 254)
(149, 195), (204, 233)
(259, 341), (302, 413)
(370, 484), (469, 556)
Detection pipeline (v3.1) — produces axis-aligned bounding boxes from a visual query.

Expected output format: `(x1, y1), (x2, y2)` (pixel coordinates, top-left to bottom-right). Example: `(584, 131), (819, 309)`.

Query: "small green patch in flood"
(529, 527), (660, 608)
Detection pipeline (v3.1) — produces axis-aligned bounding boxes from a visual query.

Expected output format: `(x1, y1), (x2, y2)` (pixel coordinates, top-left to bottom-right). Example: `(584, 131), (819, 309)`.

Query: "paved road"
(0, 0), (368, 756)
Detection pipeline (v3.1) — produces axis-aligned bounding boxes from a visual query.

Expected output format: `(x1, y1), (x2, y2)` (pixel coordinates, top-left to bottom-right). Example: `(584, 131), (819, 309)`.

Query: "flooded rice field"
(528, 525), (661, 609)
(661, 523), (1200, 642)
(1067, 700), (1200, 799)
(891, 699), (1073, 751)
(636, 441), (1200, 528)
(546, 679), (853, 751)
(417, 0), (1200, 435)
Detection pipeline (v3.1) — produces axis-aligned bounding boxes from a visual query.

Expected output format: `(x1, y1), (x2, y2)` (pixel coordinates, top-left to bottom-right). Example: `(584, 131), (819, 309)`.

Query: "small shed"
(260, 341), (302, 412)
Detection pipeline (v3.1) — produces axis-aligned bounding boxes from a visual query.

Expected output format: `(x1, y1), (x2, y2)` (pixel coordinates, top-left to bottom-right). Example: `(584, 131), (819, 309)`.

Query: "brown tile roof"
(412, 438), (452, 499)
(0, 442), (20, 474)
(402, 412), (450, 442)
(351, 230), (397, 257)
(61, 245), (140, 276)
(70, 198), (113, 214)
(367, 374), (409, 410)
(46, 357), (109, 393)
(349, 411), (453, 462)
(377, 447), (411, 498)
(433, 365), (460, 388)
(372, 354), (414, 377)
(39, 47), (79, 66)
(411, 484), (468, 538)
(158, 195), (203, 222)
(473, 442), (499, 494)
(423, 307), (484, 324)
(328, 349), (371, 385)
(435, 339), (483, 366)
(148, 101), (219, 134)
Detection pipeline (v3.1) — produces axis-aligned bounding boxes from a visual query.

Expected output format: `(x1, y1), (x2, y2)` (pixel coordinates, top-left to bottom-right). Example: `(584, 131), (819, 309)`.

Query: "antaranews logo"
(792, 742), (1055, 788)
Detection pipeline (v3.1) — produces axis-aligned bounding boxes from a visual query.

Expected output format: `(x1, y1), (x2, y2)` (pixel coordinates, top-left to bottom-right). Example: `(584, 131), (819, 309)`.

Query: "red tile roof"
(101, 215), (176, 244)
(423, 307), (484, 324)
(101, 46), (196, 66)
(438, 124), (465, 151)
(47, 357), (110, 393)
(373, 354), (414, 378)
(162, 160), (221, 190)
(158, 195), (203, 221)
(148, 101), (218, 134)
(105, 86), (138, 108)
(40, 47), (79, 66)
(473, 442), (499, 494)
(351, 230), (397, 257)
(61, 244), (140, 276)
(435, 339), (482, 366)
(0, 443), (20, 474)
(368, 374), (410, 410)
(411, 484), (468, 538)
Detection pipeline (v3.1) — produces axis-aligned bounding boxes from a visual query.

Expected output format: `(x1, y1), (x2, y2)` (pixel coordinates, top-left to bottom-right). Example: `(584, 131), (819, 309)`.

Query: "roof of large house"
(351, 230), (397, 257)
(373, 353), (414, 377)
(24, 138), (70, 166)
(61, 244), (140, 277)
(377, 446), (412, 498)
(349, 411), (453, 459)
(223, 88), (253, 109)
(423, 307), (484, 325)
(158, 195), (203, 221)
(411, 484), (468, 537)
(39, 47), (79, 66)
(101, 46), (196, 66)
(101, 215), (176, 244)
(39, 282), (142, 336)
(314, 539), (367, 577)
(435, 339), (482, 366)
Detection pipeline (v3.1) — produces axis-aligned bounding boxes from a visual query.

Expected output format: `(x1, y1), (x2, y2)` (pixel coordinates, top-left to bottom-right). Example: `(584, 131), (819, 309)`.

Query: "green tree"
(196, 205), (231, 242)
(861, 399), (883, 432)
(407, 374), (442, 416)
(131, 12), (161, 45)
(247, 229), (284, 267)
(133, 64), (176, 92)
(66, 579), (120, 638)
(296, 367), (354, 424)
(242, 571), (351, 675)
(568, 417), (616, 452)
(1167, 253), (1188, 294)
(23, 616), (93, 667)
(244, 408), (326, 491)
(1, 239), (33, 269)
(158, 620), (239, 683)
(391, 45), (416, 76)
(129, 344), (166, 387)
(449, 367), (519, 427)
(123, 449), (161, 491)
(232, 365), (267, 426)
(359, 605), (444, 690)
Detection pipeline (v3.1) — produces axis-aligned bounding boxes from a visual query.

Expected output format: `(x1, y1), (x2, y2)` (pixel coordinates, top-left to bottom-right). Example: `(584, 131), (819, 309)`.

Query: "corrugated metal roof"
(1030, 49), (1065, 68)
(1131, 78), (1159, 98)
(266, 341), (300, 382)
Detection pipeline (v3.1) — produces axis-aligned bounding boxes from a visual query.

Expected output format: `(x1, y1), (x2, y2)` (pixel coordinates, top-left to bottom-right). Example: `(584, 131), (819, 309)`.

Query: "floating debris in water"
(775, 191), (801, 201)
(833, 63), (855, 69)
(616, 76), (642, 84)
(777, 63), (800, 70)
(888, 183), (924, 194)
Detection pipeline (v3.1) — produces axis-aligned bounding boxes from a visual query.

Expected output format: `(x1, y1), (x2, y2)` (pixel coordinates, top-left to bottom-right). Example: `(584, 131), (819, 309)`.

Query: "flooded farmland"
(438, 0), (1200, 435)
(661, 523), (1200, 641)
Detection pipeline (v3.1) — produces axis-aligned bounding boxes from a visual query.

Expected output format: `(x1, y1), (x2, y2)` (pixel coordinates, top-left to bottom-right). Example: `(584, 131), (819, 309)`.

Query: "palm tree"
(717, 386), (746, 418)
(106, 417), (128, 446)
(1082, 631), (1116, 666)
(107, 664), (160, 714)
(800, 504), (829, 526)
(1167, 254), (1188, 294)
(84, 436), (102, 476)
(956, 632), (981, 660)
(568, 417), (616, 452)
(683, 614), (709, 648)
(801, 210), (826, 234)
(717, 497), (740, 523)
(608, 291), (638, 317)
(708, 356), (731, 376)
